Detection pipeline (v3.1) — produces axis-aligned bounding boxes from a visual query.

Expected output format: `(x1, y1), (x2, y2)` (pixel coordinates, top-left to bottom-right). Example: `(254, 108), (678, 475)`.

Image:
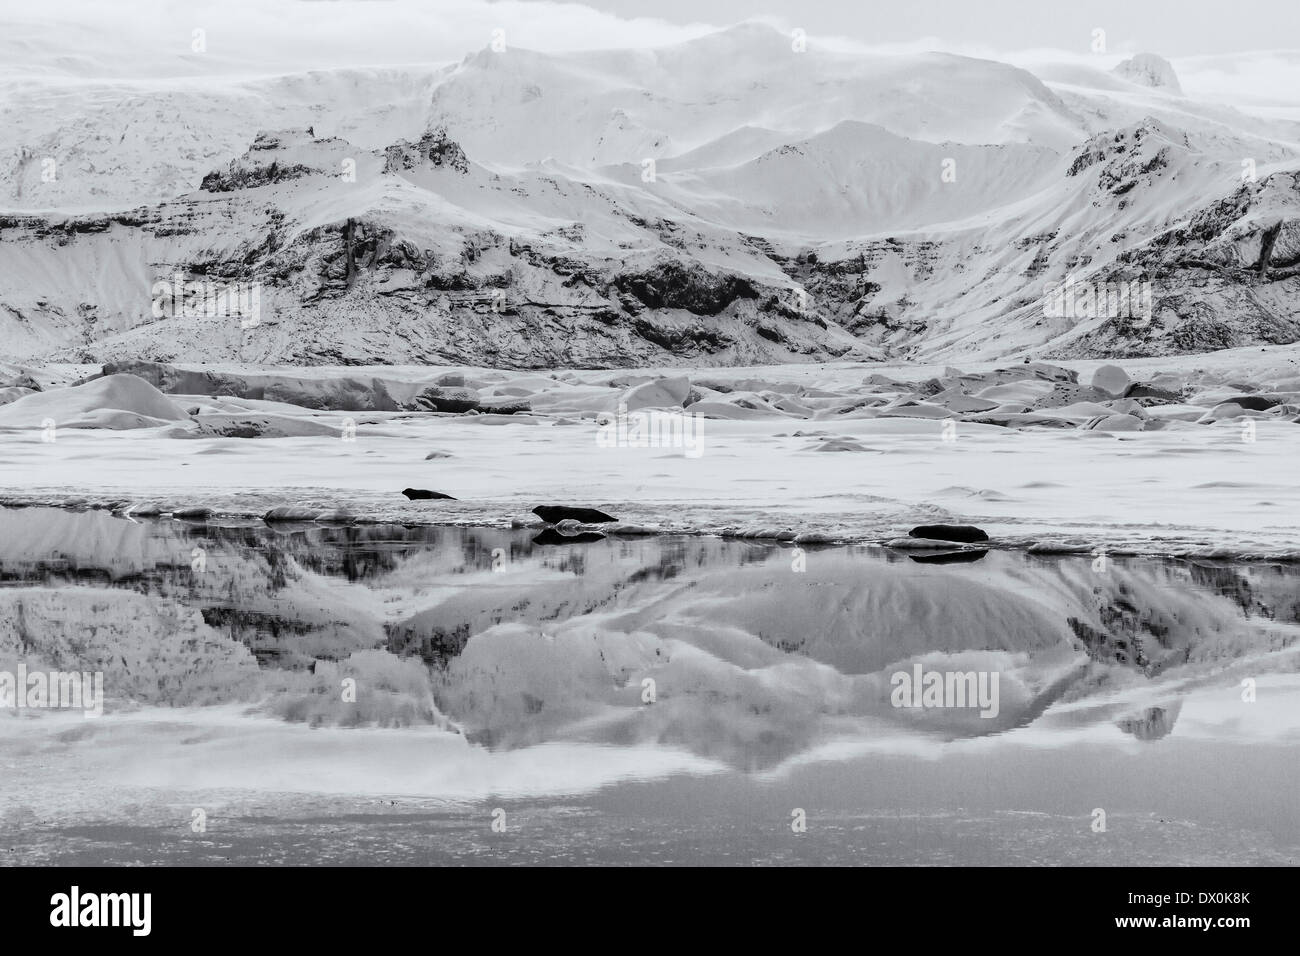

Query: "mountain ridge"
(2, 23), (1299, 367)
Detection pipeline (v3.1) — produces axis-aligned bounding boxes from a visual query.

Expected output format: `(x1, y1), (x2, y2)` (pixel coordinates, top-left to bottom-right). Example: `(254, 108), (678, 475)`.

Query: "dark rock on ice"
(908, 524), (990, 543)
(533, 505), (617, 524)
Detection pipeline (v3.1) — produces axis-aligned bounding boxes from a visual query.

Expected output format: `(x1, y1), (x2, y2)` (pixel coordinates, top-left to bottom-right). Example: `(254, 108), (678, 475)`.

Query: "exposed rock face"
(615, 261), (759, 316)
(200, 130), (320, 192)
(383, 126), (470, 174)
(0, 125), (859, 368)
(201, 160), (315, 193)
(1044, 165), (1300, 358)
(1066, 120), (1182, 193)
(2, 49), (1299, 368)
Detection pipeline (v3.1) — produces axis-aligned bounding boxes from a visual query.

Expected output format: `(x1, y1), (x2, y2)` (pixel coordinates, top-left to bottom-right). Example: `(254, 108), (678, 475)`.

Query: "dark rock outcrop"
(908, 524), (990, 544)
(614, 260), (758, 316)
(383, 127), (470, 174)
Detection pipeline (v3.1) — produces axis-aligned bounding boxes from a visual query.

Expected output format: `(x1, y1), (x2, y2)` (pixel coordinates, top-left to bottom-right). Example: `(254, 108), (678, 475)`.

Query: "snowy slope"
(1, 22), (1299, 366)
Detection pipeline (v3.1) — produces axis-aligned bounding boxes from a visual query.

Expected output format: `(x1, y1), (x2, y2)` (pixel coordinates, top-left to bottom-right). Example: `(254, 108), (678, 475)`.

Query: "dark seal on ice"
(908, 524), (990, 543)
(403, 488), (456, 500)
(532, 505), (617, 524)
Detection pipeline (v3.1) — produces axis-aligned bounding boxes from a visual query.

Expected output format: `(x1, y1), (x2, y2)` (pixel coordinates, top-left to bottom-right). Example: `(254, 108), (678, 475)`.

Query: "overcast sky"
(1, 0), (1296, 103)
(518, 0), (1300, 57)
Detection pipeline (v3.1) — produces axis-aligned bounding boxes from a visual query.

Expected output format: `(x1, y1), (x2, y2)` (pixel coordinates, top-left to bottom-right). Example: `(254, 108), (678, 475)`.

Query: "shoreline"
(4, 491), (1299, 563)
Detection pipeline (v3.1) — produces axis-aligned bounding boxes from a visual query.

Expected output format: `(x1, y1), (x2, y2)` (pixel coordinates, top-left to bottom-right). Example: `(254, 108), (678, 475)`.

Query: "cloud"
(0, 0), (722, 79)
(3, 0), (1297, 110)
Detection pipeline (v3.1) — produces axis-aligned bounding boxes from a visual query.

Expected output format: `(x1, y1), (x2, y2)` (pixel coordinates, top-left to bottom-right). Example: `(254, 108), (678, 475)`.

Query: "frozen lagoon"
(0, 508), (1297, 865)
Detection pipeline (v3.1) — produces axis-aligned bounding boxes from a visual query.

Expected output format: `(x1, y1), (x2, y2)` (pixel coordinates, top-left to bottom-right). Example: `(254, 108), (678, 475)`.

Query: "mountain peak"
(1112, 53), (1183, 95)
(663, 20), (794, 57)
(384, 126), (470, 175)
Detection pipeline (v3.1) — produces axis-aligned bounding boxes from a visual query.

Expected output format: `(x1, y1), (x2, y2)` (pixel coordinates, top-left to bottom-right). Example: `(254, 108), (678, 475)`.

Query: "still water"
(0, 506), (1296, 864)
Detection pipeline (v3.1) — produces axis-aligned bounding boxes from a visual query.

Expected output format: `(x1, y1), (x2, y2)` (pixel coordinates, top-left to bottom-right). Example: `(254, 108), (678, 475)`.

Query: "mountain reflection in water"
(1, 506), (1297, 865)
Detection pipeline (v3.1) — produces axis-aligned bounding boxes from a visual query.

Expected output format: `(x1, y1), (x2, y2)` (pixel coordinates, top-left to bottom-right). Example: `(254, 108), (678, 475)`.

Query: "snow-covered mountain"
(2, 22), (1299, 367)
